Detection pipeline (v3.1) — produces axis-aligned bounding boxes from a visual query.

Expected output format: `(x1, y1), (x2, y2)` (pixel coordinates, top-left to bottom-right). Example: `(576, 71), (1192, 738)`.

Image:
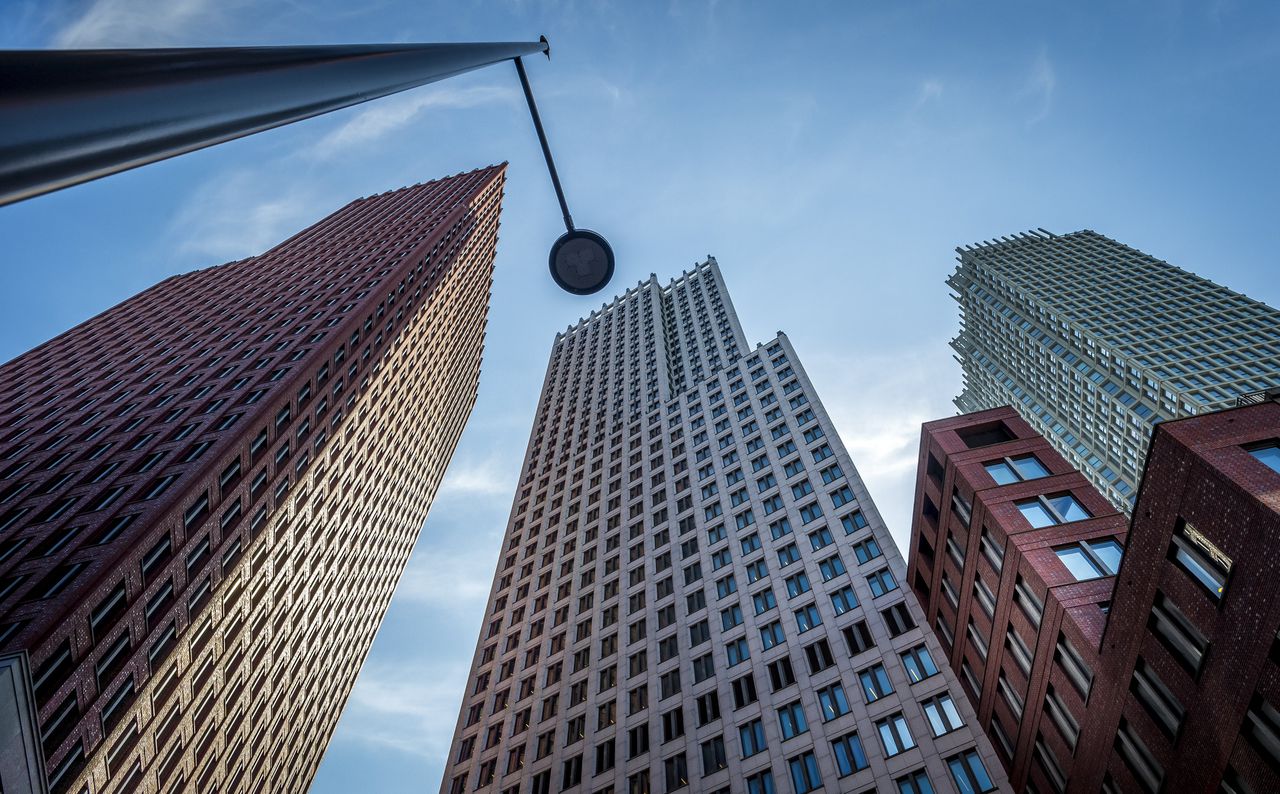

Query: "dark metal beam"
(0, 40), (549, 206)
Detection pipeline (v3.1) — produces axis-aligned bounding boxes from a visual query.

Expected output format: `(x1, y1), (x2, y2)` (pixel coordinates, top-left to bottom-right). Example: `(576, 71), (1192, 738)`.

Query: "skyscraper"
(0, 165), (506, 794)
(950, 229), (1280, 512)
(443, 259), (1005, 794)
(907, 397), (1280, 793)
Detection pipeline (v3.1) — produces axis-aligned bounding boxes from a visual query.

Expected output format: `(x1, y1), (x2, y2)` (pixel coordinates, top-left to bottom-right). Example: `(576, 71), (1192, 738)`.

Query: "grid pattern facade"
(443, 260), (1005, 794)
(0, 165), (506, 793)
(909, 403), (1280, 794)
(949, 229), (1280, 512)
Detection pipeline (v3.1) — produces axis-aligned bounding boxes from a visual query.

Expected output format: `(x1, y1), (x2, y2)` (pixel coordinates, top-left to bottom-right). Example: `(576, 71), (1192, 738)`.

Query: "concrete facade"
(443, 259), (1006, 794)
(949, 229), (1280, 512)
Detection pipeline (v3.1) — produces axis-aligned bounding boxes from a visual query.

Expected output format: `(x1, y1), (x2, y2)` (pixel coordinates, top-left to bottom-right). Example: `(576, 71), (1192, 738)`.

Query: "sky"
(2, 1), (1279, 791)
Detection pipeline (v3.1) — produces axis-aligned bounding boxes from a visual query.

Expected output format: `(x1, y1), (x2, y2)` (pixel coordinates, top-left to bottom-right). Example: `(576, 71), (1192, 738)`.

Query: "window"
(1244, 696), (1280, 769)
(1248, 443), (1280, 474)
(881, 603), (916, 637)
(818, 555), (846, 581)
(760, 621), (786, 649)
(1043, 685), (1080, 749)
(831, 731), (868, 776)
(901, 645), (938, 683)
(923, 693), (965, 736)
(777, 701), (808, 739)
(794, 604), (822, 633)
(876, 713), (916, 756)
(947, 749), (997, 794)
(850, 536), (881, 564)
(732, 673), (758, 708)
(858, 664), (893, 702)
(753, 588), (777, 614)
(1014, 576), (1043, 628)
(785, 572), (810, 597)
(867, 569), (898, 597)
(984, 454), (1049, 484)
(1054, 538), (1123, 581)
(830, 585), (858, 615)
(726, 638), (750, 667)
(746, 771), (777, 794)
(739, 718), (767, 757)
(700, 736), (727, 774)
(663, 752), (688, 792)
(1169, 520), (1231, 601)
(1149, 592), (1209, 674)
(1115, 719), (1164, 794)
(1017, 493), (1091, 527)
(841, 511), (868, 534)
(980, 527), (1004, 572)
(1130, 660), (1184, 738)
(897, 770), (935, 794)
(816, 683), (851, 721)
(804, 638), (835, 673)
(788, 751), (822, 794)
(843, 620), (874, 655)
(1055, 633), (1094, 699)
(768, 658), (796, 691)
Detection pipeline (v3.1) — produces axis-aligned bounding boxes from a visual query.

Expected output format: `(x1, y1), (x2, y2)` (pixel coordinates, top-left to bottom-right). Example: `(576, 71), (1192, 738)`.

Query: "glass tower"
(950, 229), (1280, 511)
(443, 259), (1004, 794)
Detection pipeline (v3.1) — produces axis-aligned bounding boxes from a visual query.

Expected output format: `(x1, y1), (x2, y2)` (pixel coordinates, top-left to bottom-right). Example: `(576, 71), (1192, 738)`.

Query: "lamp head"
(549, 228), (614, 295)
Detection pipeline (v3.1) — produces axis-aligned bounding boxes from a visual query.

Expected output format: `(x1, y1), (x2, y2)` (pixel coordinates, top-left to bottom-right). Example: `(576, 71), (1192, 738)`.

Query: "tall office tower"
(908, 397), (1280, 794)
(949, 229), (1280, 512)
(0, 166), (506, 794)
(443, 259), (1005, 794)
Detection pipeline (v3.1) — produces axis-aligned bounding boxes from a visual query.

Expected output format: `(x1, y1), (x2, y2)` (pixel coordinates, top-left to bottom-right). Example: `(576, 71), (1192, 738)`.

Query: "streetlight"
(0, 38), (614, 295)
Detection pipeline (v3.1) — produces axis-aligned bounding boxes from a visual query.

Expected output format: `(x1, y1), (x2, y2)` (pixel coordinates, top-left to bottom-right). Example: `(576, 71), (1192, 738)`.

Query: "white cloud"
(394, 546), (497, 609)
(916, 79), (944, 106)
(805, 343), (958, 552)
(307, 84), (519, 160)
(1021, 48), (1056, 125)
(52, 0), (232, 47)
(437, 453), (519, 499)
(168, 169), (321, 262)
(336, 660), (472, 759)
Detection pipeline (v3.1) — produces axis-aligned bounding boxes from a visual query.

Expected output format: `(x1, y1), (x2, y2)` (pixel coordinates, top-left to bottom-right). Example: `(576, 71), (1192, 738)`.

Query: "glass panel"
(1012, 455), (1049, 479)
(1056, 546), (1104, 581)
(1250, 445), (1280, 474)
(941, 696), (963, 729)
(984, 462), (1018, 485)
(1047, 494), (1091, 522)
(925, 703), (947, 736)
(1089, 538), (1123, 574)
(1174, 546), (1226, 599)
(1018, 501), (1057, 528)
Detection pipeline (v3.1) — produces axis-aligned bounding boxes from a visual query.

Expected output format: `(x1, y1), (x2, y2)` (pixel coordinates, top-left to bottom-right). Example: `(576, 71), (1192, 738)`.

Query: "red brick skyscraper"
(0, 165), (506, 793)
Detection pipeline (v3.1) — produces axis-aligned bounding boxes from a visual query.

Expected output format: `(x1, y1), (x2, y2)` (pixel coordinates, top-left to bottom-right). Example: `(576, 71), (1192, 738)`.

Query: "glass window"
(788, 751), (822, 794)
(739, 719), (767, 757)
(900, 645), (939, 683)
(947, 750), (997, 794)
(923, 694), (965, 736)
(1046, 493), (1090, 522)
(1054, 538), (1123, 581)
(1017, 500), (1057, 528)
(831, 732), (868, 776)
(778, 701), (808, 739)
(1249, 443), (1280, 474)
(1169, 521), (1231, 601)
(876, 713), (916, 756)
(859, 664), (894, 702)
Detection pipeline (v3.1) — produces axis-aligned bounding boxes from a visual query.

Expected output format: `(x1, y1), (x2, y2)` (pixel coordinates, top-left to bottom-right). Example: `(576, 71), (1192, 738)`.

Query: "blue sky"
(3, 1), (1278, 791)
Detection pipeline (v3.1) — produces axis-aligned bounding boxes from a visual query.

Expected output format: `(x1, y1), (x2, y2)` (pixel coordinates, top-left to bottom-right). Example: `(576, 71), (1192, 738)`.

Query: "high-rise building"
(443, 259), (1005, 794)
(0, 165), (506, 794)
(949, 229), (1280, 512)
(907, 396), (1280, 793)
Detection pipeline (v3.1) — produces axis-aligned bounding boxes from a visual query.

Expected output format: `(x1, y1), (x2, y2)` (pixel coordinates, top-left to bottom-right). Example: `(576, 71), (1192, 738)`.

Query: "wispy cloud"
(307, 84), (519, 160)
(806, 343), (957, 551)
(52, 0), (233, 47)
(169, 169), (322, 262)
(1021, 48), (1056, 125)
(437, 453), (519, 499)
(915, 79), (944, 107)
(337, 660), (473, 759)
(394, 545), (498, 609)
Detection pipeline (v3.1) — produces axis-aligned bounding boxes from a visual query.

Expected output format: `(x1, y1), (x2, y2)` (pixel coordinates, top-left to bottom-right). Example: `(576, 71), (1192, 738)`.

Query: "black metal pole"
(514, 56), (574, 233)
(0, 40), (549, 207)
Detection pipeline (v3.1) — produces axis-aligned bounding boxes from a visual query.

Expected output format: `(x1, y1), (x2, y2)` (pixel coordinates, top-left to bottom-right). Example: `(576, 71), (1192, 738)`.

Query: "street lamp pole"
(0, 40), (550, 207)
